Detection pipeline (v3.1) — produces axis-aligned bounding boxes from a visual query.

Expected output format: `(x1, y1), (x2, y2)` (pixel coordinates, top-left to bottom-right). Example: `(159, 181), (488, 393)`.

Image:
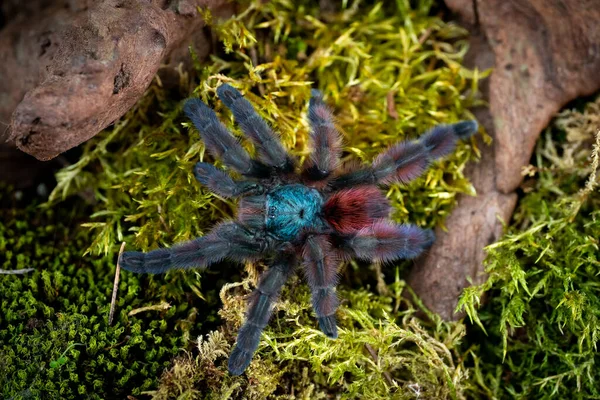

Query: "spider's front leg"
(339, 221), (435, 263)
(217, 84), (296, 174)
(194, 162), (263, 198)
(228, 252), (297, 375)
(184, 98), (270, 179)
(119, 222), (264, 274)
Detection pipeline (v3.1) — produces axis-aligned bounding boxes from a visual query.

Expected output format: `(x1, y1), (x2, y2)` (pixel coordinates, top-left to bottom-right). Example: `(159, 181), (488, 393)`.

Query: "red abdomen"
(323, 186), (391, 234)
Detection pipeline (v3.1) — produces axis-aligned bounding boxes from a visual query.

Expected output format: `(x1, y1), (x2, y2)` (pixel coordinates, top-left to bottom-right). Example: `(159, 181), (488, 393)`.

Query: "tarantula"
(119, 84), (478, 375)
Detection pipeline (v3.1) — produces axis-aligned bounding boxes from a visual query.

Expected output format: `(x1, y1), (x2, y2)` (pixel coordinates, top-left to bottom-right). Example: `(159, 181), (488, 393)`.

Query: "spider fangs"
(119, 84), (478, 375)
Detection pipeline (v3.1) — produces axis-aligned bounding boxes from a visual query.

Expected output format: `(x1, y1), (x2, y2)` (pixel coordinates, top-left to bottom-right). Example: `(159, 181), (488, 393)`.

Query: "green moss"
(152, 277), (473, 399)
(458, 96), (600, 399)
(0, 188), (220, 398)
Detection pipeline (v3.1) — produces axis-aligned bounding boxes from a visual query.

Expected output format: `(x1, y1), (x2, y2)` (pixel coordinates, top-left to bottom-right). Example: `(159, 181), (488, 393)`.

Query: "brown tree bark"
(409, 0), (600, 320)
(1, 0), (232, 162)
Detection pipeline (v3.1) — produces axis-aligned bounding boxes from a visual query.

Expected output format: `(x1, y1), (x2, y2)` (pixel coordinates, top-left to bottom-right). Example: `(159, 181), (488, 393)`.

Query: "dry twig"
(0, 268), (35, 274)
(364, 343), (394, 386)
(108, 242), (126, 326)
(386, 91), (399, 120)
(128, 302), (171, 316)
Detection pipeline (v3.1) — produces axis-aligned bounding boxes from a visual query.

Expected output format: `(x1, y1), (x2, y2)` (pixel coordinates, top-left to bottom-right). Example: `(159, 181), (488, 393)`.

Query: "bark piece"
(481, 0), (600, 193)
(0, 0), (76, 128)
(410, 0), (600, 320)
(408, 29), (517, 320)
(3, 0), (229, 161)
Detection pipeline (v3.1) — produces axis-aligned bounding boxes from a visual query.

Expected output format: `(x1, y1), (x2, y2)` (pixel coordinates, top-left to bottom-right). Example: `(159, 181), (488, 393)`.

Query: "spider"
(119, 84), (478, 375)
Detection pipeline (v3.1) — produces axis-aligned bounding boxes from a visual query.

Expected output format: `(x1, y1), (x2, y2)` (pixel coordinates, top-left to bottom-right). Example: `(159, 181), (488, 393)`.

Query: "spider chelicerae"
(119, 84), (477, 375)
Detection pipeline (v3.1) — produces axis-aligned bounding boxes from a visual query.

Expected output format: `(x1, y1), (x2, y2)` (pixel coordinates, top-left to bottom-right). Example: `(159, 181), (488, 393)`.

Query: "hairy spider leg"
(303, 235), (340, 338)
(183, 98), (270, 179)
(119, 222), (265, 274)
(193, 162), (263, 198)
(302, 89), (343, 182)
(328, 120), (478, 190)
(420, 120), (478, 159)
(217, 84), (295, 174)
(228, 253), (297, 375)
(340, 221), (435, 263)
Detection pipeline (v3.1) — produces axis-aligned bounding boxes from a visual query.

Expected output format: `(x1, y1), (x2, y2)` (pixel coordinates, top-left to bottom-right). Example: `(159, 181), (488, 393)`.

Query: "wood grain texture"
(410, 0), (600, 320)
(1, 0), (231, 161)
(482, 0), (600, 193)
(408, 29), (517, 320)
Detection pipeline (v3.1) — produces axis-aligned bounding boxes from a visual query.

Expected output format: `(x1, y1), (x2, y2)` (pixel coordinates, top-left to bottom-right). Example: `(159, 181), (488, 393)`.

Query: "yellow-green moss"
(46, 0), (484, 256)
(151, 277), (474, 399)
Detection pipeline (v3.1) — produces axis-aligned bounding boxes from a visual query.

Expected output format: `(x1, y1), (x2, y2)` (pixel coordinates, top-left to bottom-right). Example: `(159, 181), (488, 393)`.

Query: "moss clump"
(0, 187), (217, 399)
(153, 277), (473, 399)
(458, 96), (600, 398)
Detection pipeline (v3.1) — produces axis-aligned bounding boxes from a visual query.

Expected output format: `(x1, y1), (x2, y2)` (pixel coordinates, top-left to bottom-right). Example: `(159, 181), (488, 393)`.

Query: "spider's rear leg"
(329, 120), (478, 190)
(194, 162), (263, 198)
(217, 84), (295, 174)
(302, 89), (343, 183)
(228, 253), (297, 375)
(119, 222), (264, 274)
(340, 221), (435, 263)
(303, 235), (340, 338)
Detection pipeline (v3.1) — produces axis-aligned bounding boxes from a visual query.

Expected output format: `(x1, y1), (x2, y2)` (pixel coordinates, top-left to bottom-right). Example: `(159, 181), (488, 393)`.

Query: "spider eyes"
(268, 206), (277, 218)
